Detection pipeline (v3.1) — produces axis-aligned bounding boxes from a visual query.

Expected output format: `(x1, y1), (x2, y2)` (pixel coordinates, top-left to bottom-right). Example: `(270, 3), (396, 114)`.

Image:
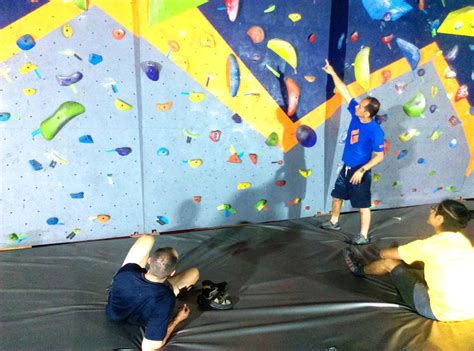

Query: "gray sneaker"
(351, 234), (370, 245)
(320, 220), (341, 231)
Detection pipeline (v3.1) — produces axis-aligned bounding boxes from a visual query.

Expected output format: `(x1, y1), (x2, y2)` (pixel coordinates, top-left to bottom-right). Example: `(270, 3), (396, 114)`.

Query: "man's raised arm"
(322, 59), (353, 103)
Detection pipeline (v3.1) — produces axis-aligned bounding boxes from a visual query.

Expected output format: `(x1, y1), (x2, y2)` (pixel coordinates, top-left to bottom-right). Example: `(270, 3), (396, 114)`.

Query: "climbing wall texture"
(0, 0), (472, 247)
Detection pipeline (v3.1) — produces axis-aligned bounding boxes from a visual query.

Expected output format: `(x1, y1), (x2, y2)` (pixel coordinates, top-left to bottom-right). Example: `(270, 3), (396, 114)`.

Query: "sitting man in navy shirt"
(106, 232), (199, 350)
(320, 59), (385, 245)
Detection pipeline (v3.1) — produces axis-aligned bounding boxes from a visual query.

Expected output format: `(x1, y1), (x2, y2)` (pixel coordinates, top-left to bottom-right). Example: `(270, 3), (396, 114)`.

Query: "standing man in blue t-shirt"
(320, 60), (385, 244)
(106, 233), (199, 350)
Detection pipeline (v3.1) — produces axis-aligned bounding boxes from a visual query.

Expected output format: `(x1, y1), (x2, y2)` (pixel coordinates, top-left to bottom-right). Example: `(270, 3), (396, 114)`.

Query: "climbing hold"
(396, 38), (420, 70)
(308, 33), (316, 43)
(285, 77), (300, 117)
(156, 216), (169, 225)
(23, 88), (36, 96)
(288, 197), (301, 206)
(296, 125), (317, 148)
(79, 135), (93, 143)
(237, 182), (251, 190)
(448, 115), (460, 127)
(156, 102), (173, 111)
(47, 217), (61, 225)
(29, 159), (43, 171)
(350, 32), (359, 42)
(232, 113), (242, 123)
(186, 159), (203, 168)
(228, 153), (242, 163)
(19, 62), (38, 74)
(193, 196), (202, 203)
(265, 132), (279, 147)
(227, 54), (240, 97)
(403, 92), (426, 117)
(70, 192), (84, 199)
(112, 28), (126, 40)
(157, 147), (170, 156)
(199, 32), (216, 48)
(143, 61), (160, 81)
(97, 215), (111, 223)
(455, 84), (468, 102)
(299, 169), (312, 178)
(304, 75), (316, 83)
(16, 34), (35, 50)
(114, 99), (132, 111)
(167, 40), (180, 53)
(396, 150), (408, 160)
(189, 92), (205, 102)
(107, 147), (132, 156)
(247, 26), (265, 44)
(264, 4), (276, 13)
(267, 39), (298, 71)
(354, 47), (371, 91)
(380, 34), (394, 49)
(39, 102), (85, 141)
(56, 72), (83, 86)
(0, 113), (11, 122)
(209, 130), (222, 142)
(89, 53), (103, 65)
(62, 24), (73, 38)
(249, 153), (258, 164)
(288, 13), (302, 22)
(399, 129), (420, 142)
(225, 0), (239, 22)
(255, 199), (268, 211)
(275, 180), (286, 187)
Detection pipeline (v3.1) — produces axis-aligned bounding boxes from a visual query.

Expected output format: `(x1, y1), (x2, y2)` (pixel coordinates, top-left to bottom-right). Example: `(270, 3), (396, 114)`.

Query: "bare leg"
(330, 198), (343, 223)
(168, 267), (200, 296)
(364, 258), (402, 275)
(359, 208), (371, 237)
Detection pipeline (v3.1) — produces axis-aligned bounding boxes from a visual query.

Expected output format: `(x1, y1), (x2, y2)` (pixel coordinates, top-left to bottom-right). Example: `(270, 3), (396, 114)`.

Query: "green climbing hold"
(265, 132), (279, 147)
(40, 101), (85, 141)
(403, 92), (426, 117)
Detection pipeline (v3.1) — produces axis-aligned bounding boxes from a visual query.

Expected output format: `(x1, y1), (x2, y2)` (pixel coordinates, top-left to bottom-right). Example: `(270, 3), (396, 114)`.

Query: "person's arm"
(141, 304), (190, 351)
(379, 247), (401, 260)
(322, 59), (352, 103)
(350, 151), (384, 184)
(122, 232), (159, 268)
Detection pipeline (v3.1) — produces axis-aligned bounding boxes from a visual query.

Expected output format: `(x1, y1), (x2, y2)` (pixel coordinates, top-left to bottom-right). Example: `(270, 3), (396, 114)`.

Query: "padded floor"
(1, 201), (474, 350)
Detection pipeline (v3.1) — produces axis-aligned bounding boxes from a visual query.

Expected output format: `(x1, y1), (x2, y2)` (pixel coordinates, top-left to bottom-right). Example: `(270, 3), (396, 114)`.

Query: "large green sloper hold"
(403, 92), (426, 117)
(40, 101), (85, 141)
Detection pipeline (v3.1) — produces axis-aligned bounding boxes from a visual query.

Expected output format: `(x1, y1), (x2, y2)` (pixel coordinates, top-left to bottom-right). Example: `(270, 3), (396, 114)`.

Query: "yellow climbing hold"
(114, 99), (133, 111)
(288, 13), (302, 22)
(189, 92), (205, 102)
(62, 24), (73, 38)
(19, 62), (38, 74)
(354, 47), (371, 91)
(237, 182), (251, 190)
(267, 39), (298, 70)
(188, 159), (203, 168)
(23, 88), (36, 96)
(299, 169), (312, 178)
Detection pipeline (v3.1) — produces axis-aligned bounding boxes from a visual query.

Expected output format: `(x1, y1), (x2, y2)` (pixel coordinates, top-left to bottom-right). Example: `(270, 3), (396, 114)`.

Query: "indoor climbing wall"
(325, 0), (474, 211)
(0, 0), (472, 248)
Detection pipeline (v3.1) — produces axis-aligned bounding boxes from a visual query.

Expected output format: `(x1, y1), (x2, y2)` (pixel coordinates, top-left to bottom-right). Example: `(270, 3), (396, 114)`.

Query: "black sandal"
(198, 280), (233, 310)
(198, 289), (233, 310)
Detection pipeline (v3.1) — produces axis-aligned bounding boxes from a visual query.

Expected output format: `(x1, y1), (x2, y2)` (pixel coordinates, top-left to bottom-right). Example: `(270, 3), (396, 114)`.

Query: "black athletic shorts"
(331, 164), (371, 208)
